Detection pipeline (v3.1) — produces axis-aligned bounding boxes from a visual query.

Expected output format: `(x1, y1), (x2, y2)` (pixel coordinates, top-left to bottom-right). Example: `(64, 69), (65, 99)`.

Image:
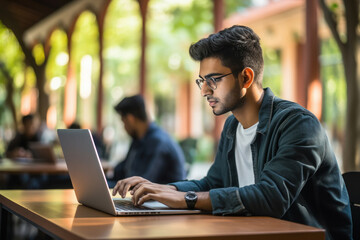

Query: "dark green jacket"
(172, 88), (352, 240)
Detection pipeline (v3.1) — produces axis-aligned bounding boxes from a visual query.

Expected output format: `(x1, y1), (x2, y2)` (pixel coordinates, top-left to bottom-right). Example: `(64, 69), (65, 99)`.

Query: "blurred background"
(0, 0), (359, 176)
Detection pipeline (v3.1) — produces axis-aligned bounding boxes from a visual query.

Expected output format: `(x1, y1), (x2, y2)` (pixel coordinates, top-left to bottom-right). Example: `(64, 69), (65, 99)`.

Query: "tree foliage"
(0, 21), (25, 127)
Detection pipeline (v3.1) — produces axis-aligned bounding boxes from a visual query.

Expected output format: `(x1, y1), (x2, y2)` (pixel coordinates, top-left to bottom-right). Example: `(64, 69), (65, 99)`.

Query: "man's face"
(199, 57), (246, 116)
(120, 114), (137, 139)
(23, 119), (37, 137)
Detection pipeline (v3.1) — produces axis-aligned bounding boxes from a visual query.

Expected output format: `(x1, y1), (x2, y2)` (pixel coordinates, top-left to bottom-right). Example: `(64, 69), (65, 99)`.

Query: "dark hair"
(114, 95), (147, 121)
(22, 114), (34, 125)
(68, 122), (82, 129)
(189, 25), (264, 85)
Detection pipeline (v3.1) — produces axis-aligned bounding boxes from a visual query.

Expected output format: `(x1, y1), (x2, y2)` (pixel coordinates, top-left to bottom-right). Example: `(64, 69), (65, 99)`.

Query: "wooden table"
(0, 158), (112, 189)
(0, 189), (325, 240)
(0, 158), (111, 174)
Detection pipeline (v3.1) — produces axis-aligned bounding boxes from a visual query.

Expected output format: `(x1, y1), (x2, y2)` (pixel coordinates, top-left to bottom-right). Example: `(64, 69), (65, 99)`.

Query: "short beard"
(213, 79), (246, 116)
(213, 95), (246, 116)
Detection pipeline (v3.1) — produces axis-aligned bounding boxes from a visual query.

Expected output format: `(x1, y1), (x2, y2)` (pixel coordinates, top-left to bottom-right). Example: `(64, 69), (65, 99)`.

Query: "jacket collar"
(257, 88), (275, 135)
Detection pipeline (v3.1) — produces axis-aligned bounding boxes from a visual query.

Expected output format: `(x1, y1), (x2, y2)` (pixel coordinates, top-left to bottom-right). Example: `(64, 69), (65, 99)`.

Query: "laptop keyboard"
(113, 199), (152, 211)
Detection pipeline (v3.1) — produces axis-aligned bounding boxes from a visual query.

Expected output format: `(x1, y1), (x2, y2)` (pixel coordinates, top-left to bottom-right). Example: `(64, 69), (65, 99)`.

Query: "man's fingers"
(130, 183), (141, 194)
(121, 179), (137, 197)
(111, 177), (148, 197)
(112, 176), (160, 203)
(137, 193), (156, 205)
(132, 184), (146, 205)
(112, 178), (132, 197)
(131, 182), (153, 194)
(112, 181), (121, 196)
(122, 182), (134, 198)
(132, 184), (159, 205)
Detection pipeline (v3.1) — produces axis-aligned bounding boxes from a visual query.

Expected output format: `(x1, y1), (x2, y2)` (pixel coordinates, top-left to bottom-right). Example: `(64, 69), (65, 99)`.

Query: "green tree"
(319, 0), (360, 170)
(0, 8), (50, 122)
(0, 22), (26, 129)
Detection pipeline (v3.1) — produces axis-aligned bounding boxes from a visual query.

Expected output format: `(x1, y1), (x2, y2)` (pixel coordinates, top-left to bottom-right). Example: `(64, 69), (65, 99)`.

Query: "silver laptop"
(57, 129), (201, 216)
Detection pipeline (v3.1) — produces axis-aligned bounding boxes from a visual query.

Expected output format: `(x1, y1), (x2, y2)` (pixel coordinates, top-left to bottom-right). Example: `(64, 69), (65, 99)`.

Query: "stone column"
(304, 0), (322, 119)
(213, 0), (225, 142)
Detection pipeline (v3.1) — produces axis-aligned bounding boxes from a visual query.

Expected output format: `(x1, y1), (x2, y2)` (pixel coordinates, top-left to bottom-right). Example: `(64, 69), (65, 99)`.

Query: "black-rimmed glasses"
(195, 72), (233, 90)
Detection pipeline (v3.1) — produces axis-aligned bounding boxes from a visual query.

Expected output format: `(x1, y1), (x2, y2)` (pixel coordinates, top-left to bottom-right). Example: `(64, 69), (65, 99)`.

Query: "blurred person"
(4, 114), (46, 189)
(110, 94), (186, 185)
(112, 26), (352, 240)
(6, 114), (41, 159)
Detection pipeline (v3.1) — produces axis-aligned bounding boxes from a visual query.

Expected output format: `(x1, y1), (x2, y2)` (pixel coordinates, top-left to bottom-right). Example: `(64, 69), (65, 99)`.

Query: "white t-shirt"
(235, 121), (258, 188)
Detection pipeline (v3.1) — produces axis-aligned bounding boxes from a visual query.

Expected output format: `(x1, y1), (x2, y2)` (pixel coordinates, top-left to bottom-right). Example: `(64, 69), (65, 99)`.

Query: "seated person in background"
(6, 114), (41, 159)
(110, 94), (186, 185)
(112, 26), (352, 240)
(5, 114), (44, 189)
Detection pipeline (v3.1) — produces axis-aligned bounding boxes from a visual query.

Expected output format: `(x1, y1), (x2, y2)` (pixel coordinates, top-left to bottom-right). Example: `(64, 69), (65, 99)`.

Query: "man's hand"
(131, 181), (187, 208)
(112, 176), (212, 211)
(112, 176), (185, 208)
(112, 176), (176, 197)
(112, 176), (151, 198)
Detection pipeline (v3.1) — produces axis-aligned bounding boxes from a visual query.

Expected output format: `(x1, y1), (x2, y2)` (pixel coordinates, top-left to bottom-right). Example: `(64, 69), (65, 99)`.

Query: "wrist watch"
(184, 191), (198, 209)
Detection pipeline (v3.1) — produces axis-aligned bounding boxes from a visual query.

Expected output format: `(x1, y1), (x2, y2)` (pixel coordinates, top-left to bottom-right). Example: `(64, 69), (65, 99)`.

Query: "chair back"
(179, 138), (197, 175)
(343, 171), (360, 240)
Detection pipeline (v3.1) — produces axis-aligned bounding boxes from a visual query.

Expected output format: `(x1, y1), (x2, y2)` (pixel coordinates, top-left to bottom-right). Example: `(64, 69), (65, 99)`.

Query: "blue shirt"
(113, 122), (186, 184)
(172, 88), (352, 240)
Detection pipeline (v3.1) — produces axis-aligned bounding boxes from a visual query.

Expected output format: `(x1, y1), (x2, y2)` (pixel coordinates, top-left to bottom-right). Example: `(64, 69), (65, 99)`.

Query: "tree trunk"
(0, 62), (18, 131)
(34, 64), (49, 122)
(342, 51), (358, 171)
(341, 0), (359, 171)
(319, 0), (359, 171)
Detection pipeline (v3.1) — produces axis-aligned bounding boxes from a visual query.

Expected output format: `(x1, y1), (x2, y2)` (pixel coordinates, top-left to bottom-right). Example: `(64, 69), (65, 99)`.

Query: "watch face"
(185, 191), (197, 209)
(186, 192), (197, 201)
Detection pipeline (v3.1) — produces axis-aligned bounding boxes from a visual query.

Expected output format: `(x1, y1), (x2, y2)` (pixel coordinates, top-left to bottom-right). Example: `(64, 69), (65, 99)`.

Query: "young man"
(6, 114), (41, 158)
(112, 26), (352, 240)
(111, 94), (186, 184)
